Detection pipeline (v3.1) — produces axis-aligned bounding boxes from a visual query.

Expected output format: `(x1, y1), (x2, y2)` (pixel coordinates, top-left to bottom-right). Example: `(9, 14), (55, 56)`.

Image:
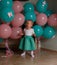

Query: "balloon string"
(5, 39), (10, 51)
(1, 39), (13, 57)
(37, 38), (41, 49)
(5, 39), (14, 57)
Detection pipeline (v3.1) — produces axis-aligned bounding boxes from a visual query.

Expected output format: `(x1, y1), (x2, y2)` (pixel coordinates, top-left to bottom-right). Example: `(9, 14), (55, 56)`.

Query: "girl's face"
(26, 21), (33, 28)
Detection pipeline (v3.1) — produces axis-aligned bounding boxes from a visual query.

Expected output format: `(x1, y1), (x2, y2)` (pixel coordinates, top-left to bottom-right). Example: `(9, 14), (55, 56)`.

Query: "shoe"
(31, 54), (35, 58)
(21, 52), (26, 56)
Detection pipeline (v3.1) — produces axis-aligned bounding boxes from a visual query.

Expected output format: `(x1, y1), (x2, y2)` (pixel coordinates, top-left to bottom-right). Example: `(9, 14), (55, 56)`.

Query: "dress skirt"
(19, 36), (36, 51)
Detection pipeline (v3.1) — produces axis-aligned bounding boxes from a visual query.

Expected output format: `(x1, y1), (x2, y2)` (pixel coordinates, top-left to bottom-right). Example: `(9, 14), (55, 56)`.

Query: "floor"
(0, 49), (57, 65)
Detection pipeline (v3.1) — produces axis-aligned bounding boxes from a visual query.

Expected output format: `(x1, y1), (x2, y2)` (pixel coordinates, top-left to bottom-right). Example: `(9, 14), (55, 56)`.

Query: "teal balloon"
(24, 3), (34, 13)
(0, 2), (2, 10)
(43, 26), (56, 39)
(1, 8), (14, 23)
(44, 10), (53, 17)
(0, 0), (13, 8)
(0, 2), (2, 18)
(33, 25), (43, 37)
(36, 0), (48, 13)
(25, 12), (36, 22)
(0, 9), (3, 19)
(0, 38), (3, 43)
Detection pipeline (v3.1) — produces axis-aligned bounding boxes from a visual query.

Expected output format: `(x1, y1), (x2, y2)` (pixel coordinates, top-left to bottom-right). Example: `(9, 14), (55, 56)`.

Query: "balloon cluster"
(11, 1), (24, 39)
(23, 0), (56, 39)
(0, 0), (14, 23)
(0, 0), (14, 42)
(24, 3), (36, 22)
(35, 0), (56, 39)
(0, 0), (24, 42)
(0, 0), (57, 43)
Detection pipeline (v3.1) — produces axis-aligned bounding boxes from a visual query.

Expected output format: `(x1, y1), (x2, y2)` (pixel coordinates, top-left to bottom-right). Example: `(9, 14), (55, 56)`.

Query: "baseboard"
(41, 48), (57, 53)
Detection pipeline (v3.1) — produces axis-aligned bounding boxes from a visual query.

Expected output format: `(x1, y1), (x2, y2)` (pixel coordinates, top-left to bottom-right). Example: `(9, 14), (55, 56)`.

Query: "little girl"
(19, 20), (36, 58)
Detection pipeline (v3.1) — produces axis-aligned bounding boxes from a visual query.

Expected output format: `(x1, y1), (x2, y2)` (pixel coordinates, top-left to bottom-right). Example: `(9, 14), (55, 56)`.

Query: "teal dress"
(19, 28), (36, 51)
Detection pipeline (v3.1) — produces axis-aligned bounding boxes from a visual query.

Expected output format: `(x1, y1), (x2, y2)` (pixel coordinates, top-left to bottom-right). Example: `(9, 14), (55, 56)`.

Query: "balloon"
(25, 12), (36, 22)
(33, 25), (43, 37)
(11, 13), (25, 27)
(0, 0), (13, 8)
(48, 14), (57, 27)
(43, 26), (56, 39)
(24, 3), (34, 13)
(0, 2), (2, 10)
(0, 24), (12, 39)
(36, 13), (47, 26)
(13, 1), (23, 13)
(44, 10), (53, 17)
(10, 27), (22, 39)
(1, 8), (14, 23)
(36, 0), (48, 13)
(0, 9), (2, 19)
(0, 38), (3, 43)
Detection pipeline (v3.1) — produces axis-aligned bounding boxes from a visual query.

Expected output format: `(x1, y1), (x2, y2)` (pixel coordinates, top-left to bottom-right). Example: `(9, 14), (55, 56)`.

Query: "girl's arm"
(18, 30), (24, 36)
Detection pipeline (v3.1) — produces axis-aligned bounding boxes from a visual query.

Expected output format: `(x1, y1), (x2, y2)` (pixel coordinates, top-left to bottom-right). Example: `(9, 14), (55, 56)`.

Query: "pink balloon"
(36, 13), (47, 26)
(48, 14), (57, 27)
(35, 11), (39, 16)
(13, 1), (23, 13)
(0, 24), (12, 38)
(10, 27), (22, 39)
(11, 13), (25, 27)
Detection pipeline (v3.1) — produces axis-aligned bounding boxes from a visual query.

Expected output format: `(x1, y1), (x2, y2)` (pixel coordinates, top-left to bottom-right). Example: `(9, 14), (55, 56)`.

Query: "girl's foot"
(31, 54), (35, 58)
(21, 52), (26, 56)
(31, 51), (35, 58)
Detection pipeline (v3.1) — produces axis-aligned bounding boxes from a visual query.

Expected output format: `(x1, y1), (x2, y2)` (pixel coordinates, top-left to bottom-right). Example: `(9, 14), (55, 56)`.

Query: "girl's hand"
(33, 34), (36, 38)
(18, 31), (24, 36)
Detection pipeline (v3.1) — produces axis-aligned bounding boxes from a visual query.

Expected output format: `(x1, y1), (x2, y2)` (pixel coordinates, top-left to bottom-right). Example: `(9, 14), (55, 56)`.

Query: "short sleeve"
(32, 29), (35, 34)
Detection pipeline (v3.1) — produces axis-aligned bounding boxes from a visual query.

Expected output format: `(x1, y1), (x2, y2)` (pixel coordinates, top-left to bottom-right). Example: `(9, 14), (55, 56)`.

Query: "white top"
(24, 28), (35, 36)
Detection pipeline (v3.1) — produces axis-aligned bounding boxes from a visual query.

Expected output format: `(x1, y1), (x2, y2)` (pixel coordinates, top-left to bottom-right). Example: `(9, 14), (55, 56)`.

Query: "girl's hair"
(25, 20), (33, 25)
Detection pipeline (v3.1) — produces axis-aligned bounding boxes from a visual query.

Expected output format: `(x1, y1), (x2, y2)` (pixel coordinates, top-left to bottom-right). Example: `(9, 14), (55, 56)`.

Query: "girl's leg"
(31, 51), (35, 58)
(21, 51), (26, 56)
